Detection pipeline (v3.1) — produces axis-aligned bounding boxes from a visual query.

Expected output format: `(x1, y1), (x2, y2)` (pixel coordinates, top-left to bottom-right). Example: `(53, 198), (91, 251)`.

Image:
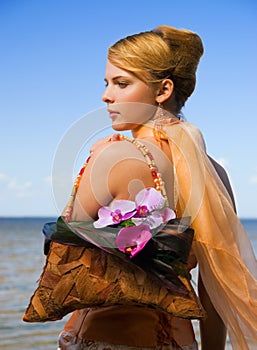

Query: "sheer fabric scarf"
(157, 120), (257, 349)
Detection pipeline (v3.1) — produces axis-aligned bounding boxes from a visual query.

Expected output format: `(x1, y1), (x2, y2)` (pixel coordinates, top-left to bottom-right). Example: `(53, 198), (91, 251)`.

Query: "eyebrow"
(104, 75), (130, 82)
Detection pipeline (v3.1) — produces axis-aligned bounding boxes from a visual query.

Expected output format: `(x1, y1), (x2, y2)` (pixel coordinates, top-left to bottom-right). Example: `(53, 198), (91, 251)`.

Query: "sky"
(0, 0), (257, 218)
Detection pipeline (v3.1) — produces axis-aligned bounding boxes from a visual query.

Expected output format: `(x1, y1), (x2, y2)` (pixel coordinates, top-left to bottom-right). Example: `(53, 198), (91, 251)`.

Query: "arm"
(198, 272), (227, 350)
(199, 156), (236, 349)
(71, 140), (155, 221)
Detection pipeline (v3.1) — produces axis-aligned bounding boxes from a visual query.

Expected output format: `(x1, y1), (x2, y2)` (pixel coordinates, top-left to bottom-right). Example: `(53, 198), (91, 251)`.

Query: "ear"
(155, 79), (174, 104)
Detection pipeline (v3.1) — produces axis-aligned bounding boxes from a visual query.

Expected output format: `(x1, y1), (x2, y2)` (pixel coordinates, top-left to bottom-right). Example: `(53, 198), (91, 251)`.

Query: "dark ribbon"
(42, 216), (194, 296)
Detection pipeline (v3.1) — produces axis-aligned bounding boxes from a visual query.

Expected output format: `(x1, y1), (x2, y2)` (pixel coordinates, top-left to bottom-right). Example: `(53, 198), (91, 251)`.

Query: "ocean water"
(0, 217), (256, 350)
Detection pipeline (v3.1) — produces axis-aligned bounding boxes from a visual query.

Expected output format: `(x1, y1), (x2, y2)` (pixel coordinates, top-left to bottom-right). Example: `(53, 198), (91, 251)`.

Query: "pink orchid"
(93, 200), (136, 228)
(132, 188), (176, 229)
(115, 224), (152, 258)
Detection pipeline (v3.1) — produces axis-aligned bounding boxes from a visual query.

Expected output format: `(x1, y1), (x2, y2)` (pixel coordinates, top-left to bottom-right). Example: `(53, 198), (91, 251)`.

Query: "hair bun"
(153, 26), (204, 108)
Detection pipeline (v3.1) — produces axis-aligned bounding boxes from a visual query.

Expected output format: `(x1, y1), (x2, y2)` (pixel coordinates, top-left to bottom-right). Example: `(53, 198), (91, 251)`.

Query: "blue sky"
(0, 0), (257, 218)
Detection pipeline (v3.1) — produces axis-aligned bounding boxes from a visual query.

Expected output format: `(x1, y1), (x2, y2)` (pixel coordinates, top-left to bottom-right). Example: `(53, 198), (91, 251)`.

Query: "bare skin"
(199, 274), (227, 350)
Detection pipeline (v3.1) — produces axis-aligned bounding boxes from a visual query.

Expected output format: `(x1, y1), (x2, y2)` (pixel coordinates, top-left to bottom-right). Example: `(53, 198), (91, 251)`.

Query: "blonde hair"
(108, 25), (204, 112)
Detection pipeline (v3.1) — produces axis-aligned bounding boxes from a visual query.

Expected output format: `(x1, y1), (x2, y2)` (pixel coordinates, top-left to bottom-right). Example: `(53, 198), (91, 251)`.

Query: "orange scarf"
(158, 120), (257, 349)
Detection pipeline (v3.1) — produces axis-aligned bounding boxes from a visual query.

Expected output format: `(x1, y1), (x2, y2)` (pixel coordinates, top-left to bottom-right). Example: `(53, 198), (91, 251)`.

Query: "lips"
(108, 109), (120, 119)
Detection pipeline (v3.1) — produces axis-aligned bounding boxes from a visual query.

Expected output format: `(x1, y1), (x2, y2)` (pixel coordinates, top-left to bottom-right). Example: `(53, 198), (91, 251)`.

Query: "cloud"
(0, 173), (32, 198)
(0, 173), (8, 181)
(250, 172), (257, 185)
(44, 175), (52, 185)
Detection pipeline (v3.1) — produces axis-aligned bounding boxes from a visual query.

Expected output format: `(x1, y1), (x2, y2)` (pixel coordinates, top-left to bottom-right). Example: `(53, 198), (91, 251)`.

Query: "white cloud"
(250, 173), (257, 185)
(0, 172), (59, 216)
(0, 173), (8, 181)
(44, 175), (52, 185)
(0, 173), (32, 198)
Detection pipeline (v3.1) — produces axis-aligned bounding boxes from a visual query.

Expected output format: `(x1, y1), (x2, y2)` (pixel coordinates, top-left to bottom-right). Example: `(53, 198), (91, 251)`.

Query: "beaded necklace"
(64, 134), (168, 222)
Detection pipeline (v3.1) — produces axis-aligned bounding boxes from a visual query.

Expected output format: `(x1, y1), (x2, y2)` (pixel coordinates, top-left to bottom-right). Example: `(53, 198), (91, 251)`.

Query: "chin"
(112, 122), (134, 131)
(112, 122), (141, 131)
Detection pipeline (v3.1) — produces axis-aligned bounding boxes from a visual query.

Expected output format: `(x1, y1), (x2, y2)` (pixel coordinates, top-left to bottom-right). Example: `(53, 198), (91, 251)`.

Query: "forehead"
(105, 60), (133, 79)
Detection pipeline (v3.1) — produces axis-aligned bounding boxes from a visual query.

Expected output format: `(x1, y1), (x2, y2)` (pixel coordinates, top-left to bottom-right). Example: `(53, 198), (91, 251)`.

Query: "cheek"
(119, 83), (156, 104)
(131, 88), (156, 105)
(116, 102), (157, 126)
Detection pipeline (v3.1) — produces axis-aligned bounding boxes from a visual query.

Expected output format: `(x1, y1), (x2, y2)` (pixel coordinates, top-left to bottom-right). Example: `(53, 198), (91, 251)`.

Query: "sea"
(0, 217), (256, 350)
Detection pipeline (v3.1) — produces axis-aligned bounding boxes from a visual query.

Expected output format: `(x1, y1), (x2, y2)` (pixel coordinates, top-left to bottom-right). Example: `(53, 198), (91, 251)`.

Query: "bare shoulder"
(72, 137), (173, 220)
(89, 139), (156, 200)
(72, 139), (148, 220)
(90, 138), (147, 167)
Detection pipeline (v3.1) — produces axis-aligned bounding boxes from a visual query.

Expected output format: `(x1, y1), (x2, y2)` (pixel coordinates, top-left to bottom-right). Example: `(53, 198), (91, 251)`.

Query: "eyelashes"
(104, 80), (130, 89)
(117, 82), (129, 88)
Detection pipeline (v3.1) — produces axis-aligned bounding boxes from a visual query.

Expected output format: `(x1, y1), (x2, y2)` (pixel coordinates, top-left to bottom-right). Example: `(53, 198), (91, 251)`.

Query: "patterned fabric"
(57, 331), (198, 350)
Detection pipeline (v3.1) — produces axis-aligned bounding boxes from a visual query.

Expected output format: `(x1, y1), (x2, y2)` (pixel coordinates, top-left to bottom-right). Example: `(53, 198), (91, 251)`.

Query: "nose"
(102, 86), (114, 104)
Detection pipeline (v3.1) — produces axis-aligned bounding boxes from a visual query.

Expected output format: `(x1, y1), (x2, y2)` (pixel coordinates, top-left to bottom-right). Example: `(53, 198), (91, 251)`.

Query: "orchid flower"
(115, 224), (152, 258)
(93, 200), (136, 228)
(132, 188), (176, 229)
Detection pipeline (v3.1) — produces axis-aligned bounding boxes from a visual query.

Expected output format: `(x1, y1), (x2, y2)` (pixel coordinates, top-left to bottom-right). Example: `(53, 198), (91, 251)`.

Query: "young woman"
(57, 26), (257, 350)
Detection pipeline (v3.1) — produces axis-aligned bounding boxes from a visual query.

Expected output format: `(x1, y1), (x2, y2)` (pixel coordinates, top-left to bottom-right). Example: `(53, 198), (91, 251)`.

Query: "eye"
(118, 81), (129, 88)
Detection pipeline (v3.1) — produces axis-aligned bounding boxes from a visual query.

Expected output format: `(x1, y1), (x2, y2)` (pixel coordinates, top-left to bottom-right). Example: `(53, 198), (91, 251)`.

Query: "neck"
(132, 122), (155, 139)
(132, 113), (181, 139)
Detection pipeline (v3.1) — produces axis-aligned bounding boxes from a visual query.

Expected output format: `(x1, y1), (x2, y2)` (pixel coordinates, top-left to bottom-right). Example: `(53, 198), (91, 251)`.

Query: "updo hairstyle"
(108, 25), (204, 112)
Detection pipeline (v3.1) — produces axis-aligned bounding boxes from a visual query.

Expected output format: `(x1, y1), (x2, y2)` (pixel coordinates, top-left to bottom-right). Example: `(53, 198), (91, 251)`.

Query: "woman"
(58, 26), (257, 350)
